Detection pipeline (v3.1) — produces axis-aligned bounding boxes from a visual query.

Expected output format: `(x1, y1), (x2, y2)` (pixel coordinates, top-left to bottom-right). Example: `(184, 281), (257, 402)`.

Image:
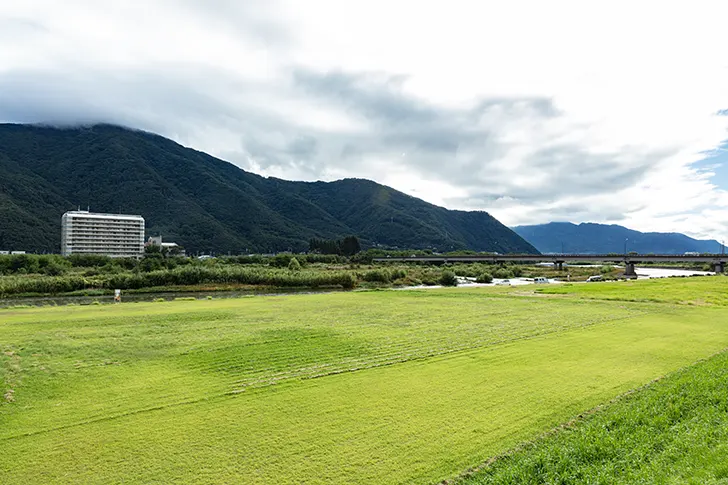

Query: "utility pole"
(624, 238), (628, 256)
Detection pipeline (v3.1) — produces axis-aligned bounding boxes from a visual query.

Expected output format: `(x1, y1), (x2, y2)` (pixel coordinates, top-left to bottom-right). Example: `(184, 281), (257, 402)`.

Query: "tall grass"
(0, 266), (356, 296)
(116, 266), (358, 289)
(361, 268), (407, 283)
(0, 275), (97, 296)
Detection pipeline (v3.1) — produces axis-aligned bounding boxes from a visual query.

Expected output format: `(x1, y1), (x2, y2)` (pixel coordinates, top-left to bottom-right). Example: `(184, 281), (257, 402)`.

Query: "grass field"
(458, 349), (728, 484)
(532, 276), (728, 305)
(2, 278), (728, 483)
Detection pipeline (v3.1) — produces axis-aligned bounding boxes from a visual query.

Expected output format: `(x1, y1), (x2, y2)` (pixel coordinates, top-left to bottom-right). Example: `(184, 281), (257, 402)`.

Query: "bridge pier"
(624, 262), (637, 278)
(714, 262), (725, 274)
(554, 261), (564, 271)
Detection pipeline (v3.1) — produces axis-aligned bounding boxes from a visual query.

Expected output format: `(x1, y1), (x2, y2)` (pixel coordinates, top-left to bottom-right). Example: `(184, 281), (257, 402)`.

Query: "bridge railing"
(372, 254), (727, 263)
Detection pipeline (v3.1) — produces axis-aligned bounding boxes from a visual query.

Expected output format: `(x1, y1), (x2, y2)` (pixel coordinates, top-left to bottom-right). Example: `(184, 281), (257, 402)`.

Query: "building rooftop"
(63, 211), (144, 221)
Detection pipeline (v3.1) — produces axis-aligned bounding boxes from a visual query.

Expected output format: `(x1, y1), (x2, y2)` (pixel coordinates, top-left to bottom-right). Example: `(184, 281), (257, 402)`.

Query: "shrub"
(42, 262), (67, 277)
(269, 254), (293, 268)
(3, 254), (39, 274)
(420, 270), (441, 286)
(140, 254), (165, 272)
(288, 257), (302, 271)
(114, 258), (139, 270)
(362, 269), (391, 283)
(492, 267), (514, 279)
(221, 255), (265, 265)
(350, 251), (374, 264)
(0, 254), (72, 275)
(450, 264), (489, 278)
(302, 254), (344, 264)
(439, 270), (458, 286)
(476, 272), (493, 283)
(390, 269), (408, 281)
(100, 263), (122, 275)
(67, 254), (113, 268)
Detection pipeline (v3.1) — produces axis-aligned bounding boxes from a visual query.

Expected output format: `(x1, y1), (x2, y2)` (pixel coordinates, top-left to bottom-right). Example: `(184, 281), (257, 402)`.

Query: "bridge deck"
(373, 254), (727, 264)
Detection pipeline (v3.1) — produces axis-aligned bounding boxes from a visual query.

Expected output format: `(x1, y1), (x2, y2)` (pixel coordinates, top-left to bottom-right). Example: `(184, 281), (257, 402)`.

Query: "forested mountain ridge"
(0, 124), (538, 254)
(513, 222), (721, 255)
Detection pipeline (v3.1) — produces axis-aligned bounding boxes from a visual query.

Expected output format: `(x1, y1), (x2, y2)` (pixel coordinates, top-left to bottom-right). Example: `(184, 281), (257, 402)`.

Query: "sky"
(2, 1), (728, 240)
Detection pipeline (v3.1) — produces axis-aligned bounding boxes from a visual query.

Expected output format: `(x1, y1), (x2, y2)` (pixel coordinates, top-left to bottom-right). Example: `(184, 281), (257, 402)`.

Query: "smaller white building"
(146, 235), (185, 256)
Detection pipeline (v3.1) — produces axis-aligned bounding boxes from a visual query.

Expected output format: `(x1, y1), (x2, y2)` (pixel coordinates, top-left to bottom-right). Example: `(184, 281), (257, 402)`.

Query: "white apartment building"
(61, 211), (145, 258)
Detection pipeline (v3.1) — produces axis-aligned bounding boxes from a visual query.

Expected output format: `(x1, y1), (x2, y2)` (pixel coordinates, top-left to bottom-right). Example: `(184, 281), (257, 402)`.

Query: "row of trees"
(308, 236), (361, 256)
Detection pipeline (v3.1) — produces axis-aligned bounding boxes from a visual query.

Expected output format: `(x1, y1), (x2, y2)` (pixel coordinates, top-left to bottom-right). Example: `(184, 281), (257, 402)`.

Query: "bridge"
(372, 254), (727, 277)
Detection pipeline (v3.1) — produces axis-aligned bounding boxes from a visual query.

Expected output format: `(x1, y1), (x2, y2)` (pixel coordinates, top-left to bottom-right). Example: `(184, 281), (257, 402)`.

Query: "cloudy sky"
(2, 1), (728, 240)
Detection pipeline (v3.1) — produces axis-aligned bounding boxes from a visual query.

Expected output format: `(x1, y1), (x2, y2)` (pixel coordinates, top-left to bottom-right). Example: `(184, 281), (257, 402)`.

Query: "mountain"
(0, 124), (538, 254)
(513, 222), (722, 255)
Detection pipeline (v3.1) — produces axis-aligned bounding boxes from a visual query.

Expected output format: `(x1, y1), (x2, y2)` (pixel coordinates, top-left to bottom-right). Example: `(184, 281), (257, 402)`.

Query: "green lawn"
(2, 279), (728, 484)
(458, 349), (728, 484)
(532, 274), (728, 306)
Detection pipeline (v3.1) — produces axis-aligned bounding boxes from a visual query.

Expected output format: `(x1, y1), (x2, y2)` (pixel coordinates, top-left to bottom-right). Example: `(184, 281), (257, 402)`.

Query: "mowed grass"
(1, 279), (728, 484)
(532, 274), (728, 306)
(458, 349), (728, 484)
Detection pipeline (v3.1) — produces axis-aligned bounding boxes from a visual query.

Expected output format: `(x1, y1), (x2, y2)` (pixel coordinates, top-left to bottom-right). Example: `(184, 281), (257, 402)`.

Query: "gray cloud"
(294, 69), (438, 124)
(0, 66), (239, 133)
(0, 62), (668, 211)
(283, 68), (666, 204)
(0, 4), (715, 232)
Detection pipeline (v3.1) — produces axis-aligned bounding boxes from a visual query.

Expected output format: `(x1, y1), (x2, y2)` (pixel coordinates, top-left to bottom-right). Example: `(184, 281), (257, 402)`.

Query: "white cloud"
(1, 0), (728, 240)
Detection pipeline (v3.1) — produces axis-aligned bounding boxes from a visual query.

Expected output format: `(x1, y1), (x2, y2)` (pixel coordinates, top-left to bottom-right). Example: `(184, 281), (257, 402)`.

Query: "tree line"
(308, 236), (361, 256)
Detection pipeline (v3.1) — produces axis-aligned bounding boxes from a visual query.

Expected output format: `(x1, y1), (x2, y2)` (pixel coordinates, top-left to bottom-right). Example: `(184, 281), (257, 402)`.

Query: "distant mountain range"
(0, 124), (538, 254)
(513, 222), (722, 255)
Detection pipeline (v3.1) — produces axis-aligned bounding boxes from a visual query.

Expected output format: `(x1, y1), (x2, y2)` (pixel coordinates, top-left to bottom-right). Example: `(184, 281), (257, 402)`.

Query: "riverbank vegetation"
(3, 279), (728, 483)
(0, 252), (673, 298)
